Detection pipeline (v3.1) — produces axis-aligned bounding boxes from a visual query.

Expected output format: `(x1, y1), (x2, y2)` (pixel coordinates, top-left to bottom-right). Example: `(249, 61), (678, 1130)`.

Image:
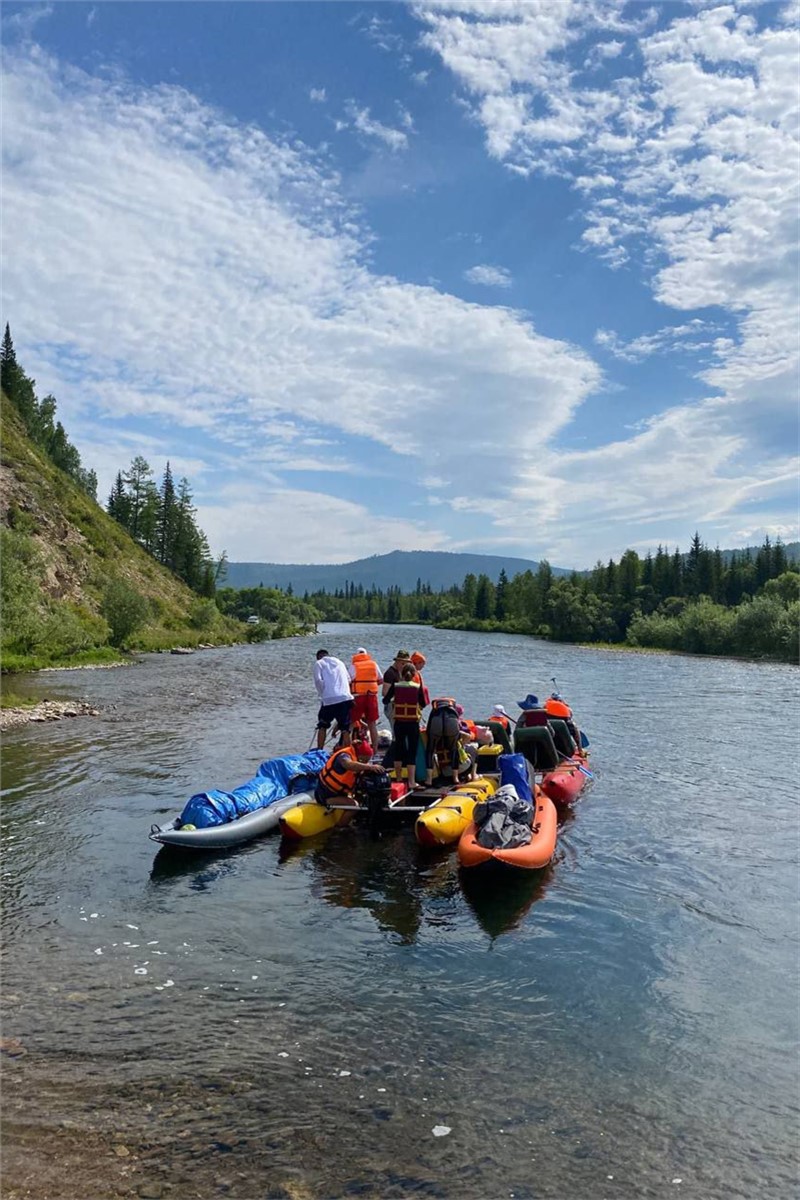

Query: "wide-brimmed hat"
(517, 694), (540, 710)
(394, 649), (411, 660)
(492, 704), (509, 717)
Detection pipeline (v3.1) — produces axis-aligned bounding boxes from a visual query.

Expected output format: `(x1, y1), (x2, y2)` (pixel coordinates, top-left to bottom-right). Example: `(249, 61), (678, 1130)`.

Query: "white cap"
(492, 704), (508, 717)
(355, 647), (367, 655)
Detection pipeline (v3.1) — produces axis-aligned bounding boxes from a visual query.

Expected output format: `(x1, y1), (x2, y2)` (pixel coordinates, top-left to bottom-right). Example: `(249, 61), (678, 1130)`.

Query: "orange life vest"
(413, 671), (430, 708)
(461, 718), (477, 738)
(393, 680), (422, 722)
(544, 697), (572, 719)
(431, 696), (457, 711)
(489, 714), (511, 732)
(318, 747), (358, 796)
(351, 652), (380, 696)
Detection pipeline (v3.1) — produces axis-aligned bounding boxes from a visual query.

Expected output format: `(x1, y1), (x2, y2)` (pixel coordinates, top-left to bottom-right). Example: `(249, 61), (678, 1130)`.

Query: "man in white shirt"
(313, 649), (354, 749)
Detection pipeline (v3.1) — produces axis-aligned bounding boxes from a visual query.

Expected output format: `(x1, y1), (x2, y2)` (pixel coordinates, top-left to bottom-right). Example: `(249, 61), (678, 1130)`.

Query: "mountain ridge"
(225, 543), (800, 594)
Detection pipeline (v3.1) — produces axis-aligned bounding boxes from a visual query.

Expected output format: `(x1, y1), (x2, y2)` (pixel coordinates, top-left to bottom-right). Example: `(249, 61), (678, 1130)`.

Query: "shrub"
(101, 577), (148, 647)
(189, 598), (218, 630)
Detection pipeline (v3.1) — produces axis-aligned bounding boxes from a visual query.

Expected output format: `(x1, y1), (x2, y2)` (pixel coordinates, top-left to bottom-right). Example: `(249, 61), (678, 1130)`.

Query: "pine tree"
(495, 568), (508, 620)
(157, 462), (177, 567)
(123, 456), (153, 542)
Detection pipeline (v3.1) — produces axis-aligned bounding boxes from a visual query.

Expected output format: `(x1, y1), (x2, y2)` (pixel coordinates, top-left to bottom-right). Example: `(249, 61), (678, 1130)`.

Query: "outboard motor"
(354, 770), (393, 838)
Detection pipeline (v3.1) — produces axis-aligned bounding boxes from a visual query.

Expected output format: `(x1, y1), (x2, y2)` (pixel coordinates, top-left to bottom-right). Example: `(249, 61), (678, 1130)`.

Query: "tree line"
(1, 325), (97, 499)
(300, 534), (799, 661)
(106, 457), (221, 596)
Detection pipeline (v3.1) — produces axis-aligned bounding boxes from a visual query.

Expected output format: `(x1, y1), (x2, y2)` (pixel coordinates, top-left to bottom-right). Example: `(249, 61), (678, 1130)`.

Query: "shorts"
(352, 692), (379, 724)
(317, 698), (353, 731)
(393, 720), (420, 766)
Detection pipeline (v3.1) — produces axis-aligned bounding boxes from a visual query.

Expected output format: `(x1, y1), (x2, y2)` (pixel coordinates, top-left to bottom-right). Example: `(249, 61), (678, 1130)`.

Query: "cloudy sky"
(2, 1), (798, 568)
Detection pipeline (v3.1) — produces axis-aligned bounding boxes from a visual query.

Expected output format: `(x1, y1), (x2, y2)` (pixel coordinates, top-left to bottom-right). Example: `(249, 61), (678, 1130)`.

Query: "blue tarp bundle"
(178, 749), (329, 829)
(499, 752), (534, 802)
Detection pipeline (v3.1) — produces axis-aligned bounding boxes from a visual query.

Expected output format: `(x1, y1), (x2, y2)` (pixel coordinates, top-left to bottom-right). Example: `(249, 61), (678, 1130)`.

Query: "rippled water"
(2, 625), (798, 1199)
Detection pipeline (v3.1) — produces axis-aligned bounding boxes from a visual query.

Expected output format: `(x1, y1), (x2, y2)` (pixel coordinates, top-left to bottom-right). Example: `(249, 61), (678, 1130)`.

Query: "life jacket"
(318, 746), (358, 796)
(461, 718), (477, 739)
(489, 714), (511, 732)
(393, 680), (422, 722)
(544, 696), (572, 719)
(431, 696), (457, 712)
(351, 652), (380, 696)
(413, 671), (430, 708)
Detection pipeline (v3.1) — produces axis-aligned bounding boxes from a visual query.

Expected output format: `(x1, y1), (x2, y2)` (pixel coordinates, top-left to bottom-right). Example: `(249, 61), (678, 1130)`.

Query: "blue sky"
(2, 1), (798, 568)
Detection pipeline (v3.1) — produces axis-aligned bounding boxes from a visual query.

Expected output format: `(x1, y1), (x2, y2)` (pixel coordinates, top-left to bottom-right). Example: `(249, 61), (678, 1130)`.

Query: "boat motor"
(354, 770), (393, 837)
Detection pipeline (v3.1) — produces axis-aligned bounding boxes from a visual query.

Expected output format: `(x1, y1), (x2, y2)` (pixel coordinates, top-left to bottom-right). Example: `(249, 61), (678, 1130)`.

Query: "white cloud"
(342, 101), (410, 150)
(309, 86), (327, 103)
(412, 1), (800, 557)
(463, 264), (512, 288)
(1, 48), (600, 561)
(198, 488), (447, 562)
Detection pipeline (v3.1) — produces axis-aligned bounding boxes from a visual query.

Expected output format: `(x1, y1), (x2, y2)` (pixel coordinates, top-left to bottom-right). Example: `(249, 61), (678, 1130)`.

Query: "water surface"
(2, 625), (798, 1199)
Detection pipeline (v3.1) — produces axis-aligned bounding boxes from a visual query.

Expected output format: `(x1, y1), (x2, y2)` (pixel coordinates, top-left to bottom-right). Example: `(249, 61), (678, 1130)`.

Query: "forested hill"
(0, 392), (244, 669)
(225, 550), (571, 593)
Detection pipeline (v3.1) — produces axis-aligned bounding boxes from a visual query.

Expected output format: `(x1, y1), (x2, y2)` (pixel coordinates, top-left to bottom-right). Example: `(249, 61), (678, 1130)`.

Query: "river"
(1, 624), (798, 1200)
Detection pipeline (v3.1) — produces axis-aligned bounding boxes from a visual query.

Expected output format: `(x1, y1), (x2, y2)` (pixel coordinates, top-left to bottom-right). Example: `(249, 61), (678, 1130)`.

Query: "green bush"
(189, 598), (218, 630)
(101, 577), (148, 647)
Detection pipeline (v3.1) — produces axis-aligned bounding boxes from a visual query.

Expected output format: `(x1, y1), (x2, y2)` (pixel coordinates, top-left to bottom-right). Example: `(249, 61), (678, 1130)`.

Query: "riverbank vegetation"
(303, 535), (799, 662)
(0, 331), (318, 673)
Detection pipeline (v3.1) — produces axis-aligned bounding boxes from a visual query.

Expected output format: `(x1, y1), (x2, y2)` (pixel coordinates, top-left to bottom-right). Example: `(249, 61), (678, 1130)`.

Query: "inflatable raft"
(149, 750), (328, 850)
(457, 791), (558, 871)
(150, 793), (314, 849)
(414, 776), (499, 847)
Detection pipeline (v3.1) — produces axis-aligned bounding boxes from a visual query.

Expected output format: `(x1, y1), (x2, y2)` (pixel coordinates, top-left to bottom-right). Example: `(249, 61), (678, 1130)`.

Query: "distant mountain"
(225, 541), (799, 594)
(224, 550), (572, 593)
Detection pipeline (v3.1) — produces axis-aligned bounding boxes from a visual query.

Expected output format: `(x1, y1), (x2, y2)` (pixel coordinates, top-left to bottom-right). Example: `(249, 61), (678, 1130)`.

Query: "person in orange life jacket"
(487, 703), (514, 732)
(409, 651), (431, 708)
(348, 647), (382, 755)
(314, 649), (354, 749)
(314, 739), (383, 808)
(384, 663), (426, 790)
(382, 649), (411, 721)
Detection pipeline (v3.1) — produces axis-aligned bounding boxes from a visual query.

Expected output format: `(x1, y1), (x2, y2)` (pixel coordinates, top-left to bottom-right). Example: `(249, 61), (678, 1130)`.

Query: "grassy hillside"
(0, 392), (246, 671)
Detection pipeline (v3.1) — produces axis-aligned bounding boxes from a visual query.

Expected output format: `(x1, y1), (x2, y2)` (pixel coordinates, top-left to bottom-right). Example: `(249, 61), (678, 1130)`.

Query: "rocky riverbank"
(0, 699), (101, 731)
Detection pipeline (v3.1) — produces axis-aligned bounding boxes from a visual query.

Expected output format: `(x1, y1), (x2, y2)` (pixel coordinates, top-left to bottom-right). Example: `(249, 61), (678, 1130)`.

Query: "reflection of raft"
(457, 792), (558, 871)
(414, 776), (499, 847)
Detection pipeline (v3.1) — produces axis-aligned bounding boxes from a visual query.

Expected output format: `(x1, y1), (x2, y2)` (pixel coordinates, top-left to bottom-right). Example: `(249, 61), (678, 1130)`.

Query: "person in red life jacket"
(384, 663), (426, 790)
(348, 647), (382, 754)
(409, 651), (431, 708)
(382, 649), (411, 721)
(314, 740), (382, 809)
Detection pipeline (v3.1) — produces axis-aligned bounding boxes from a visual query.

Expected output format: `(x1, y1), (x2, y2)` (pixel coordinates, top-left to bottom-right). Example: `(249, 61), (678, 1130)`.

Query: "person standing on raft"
(348, 647), (382, 756)
(313, 649), (354, 750)
(384, 663), (427, 790)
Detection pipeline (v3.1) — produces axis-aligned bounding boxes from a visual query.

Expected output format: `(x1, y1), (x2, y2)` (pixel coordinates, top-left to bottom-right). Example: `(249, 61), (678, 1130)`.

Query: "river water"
(1, 624), (798, 1200)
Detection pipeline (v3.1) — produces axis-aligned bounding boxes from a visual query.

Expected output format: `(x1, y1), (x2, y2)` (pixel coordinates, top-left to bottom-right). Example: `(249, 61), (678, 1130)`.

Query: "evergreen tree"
(157, 462), (178, 567)
(123, 456), (153, 541)
(475, 574), (495, 620)
(495, 568), (508, 620)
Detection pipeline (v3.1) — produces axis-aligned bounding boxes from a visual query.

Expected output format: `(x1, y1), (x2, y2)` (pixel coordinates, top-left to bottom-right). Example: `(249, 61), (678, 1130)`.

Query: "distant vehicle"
(246, 615), (260, 625)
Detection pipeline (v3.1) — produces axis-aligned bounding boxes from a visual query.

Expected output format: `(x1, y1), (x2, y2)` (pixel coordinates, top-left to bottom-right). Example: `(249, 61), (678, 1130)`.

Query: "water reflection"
(148, 844), (244, 891)
(459, 863), (552, 939)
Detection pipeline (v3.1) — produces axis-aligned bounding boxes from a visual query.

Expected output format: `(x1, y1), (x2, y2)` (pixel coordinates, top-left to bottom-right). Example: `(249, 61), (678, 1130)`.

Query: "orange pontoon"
(457, 791), (558, 871)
